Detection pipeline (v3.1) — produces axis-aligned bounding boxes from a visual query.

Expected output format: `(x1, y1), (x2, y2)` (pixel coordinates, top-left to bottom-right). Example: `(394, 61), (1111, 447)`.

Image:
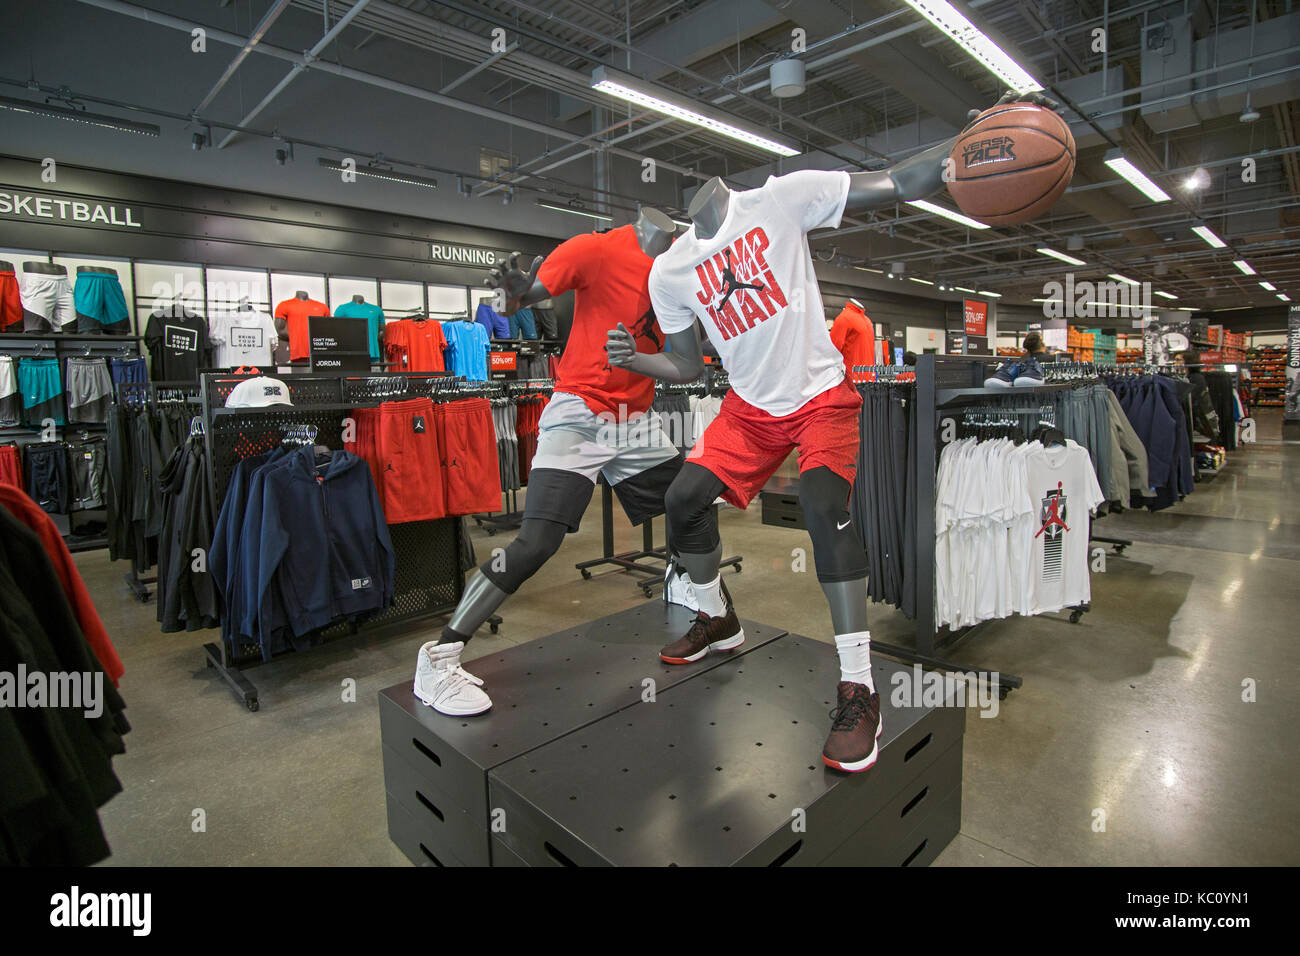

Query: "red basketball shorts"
(377, 398), (446, 523)
(435, 397), (500, 516)
(688, 378), (862, 508)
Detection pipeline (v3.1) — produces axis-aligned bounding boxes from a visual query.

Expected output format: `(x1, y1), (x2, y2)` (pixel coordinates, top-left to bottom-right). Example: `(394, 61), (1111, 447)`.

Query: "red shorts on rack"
(436, 398), (501, 516)
(0, 271), (21, 330)
(0, 445), (23, 489)
(377, 398), (446, 523)
(344, 407), (383, 502)
(689, 378), (862, 509)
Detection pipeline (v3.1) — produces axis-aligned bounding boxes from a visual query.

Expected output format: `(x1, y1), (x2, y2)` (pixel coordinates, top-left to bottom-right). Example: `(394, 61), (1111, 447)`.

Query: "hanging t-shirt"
(474, 302), (510, 339)
(144, 307), (211, 381)
(210, 310), (277, 368)
(1023, 440), (1104, 615)
(333, 300), (385, 362)
(649, 170), (851, 416)
(384, 318), (447, 373)
(829, 300), (876, 375)
(536, 224), (662, 420)
(274, 297), (329, 363)
(442, 320), (489, 380)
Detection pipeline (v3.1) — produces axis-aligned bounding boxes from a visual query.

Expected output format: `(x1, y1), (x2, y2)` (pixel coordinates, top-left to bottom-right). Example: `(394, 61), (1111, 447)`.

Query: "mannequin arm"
(606, 325), (705, 384)
(487, 253), (550, 315)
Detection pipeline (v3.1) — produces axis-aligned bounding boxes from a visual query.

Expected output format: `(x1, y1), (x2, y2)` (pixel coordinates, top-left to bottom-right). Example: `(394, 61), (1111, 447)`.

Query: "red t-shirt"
(274, 297), (330, 362)
(536, 225), (662, 419)
(829, 300), (876, 374)
(384, 319), (447, 372)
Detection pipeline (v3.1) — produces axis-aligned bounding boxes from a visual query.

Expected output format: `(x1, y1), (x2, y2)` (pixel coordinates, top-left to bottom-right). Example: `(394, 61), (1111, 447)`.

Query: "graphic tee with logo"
(649, 170), (851, 416)
(274, 297), (330, 362)
(1023, 440), (1104, 615)
(210, 310), (278, 368)
(144, 307), (211, 381)
(536, 224), (663, 420)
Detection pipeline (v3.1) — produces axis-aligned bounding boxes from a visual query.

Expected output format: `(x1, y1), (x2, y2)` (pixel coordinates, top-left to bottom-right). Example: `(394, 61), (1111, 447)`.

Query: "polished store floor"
(77, 411), (1300, 866)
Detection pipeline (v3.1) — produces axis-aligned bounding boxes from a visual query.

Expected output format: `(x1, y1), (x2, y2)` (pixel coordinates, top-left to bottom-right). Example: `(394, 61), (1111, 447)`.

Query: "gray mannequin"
(442, 206), (678, 640)
(604, 91), (1057, 638)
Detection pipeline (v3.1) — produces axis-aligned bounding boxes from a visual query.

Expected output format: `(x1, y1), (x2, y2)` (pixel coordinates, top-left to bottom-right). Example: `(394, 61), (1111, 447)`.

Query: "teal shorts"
(73, 271), (131, 334)
(18, 357), (65, 426)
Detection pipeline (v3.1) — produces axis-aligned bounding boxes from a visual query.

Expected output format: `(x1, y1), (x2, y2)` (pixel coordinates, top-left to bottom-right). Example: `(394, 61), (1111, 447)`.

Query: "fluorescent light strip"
(955, 286), (977, 294)
(1154, 290), (1178, 300)
(854, 266), (884, 274)
(901, 1), (1041, 93)
(906, 199), (991, 230)
(0, 94), (160, 137)
(1279, 294), (1292, 302)
(1102, 152), (1172, 203)
(1036, 247), (1086, 266)
(1033, 298), (1153, 311)
(591, 67), (800, 157)
(1108, 273), (1140, 286)
(1260, 281), (1276, 291)
(536, 200), (613, 222)
(977, 290), (1002, 298)
(1192, 225), (1226, 248)
(1232, 260), (1256, 275)
(316, 158), (438, 189)
(908, 277), (935, 286)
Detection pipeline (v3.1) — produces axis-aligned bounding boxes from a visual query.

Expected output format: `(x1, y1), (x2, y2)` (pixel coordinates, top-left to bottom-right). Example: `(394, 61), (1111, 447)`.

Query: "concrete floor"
(78, 411), (1300, 866)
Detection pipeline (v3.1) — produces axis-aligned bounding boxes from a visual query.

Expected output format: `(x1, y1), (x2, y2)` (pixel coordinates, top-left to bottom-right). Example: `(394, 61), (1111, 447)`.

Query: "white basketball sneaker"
(413, 641), (492, 716)
(663, 559), (699, 612)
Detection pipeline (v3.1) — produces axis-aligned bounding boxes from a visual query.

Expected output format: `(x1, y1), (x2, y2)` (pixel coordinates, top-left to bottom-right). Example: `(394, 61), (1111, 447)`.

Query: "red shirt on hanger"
(274, 297), (329, 363)
(385, 318), (448, 372)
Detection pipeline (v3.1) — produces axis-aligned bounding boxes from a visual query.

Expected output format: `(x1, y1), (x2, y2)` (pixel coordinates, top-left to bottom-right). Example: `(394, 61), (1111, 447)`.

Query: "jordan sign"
(964, 299), (988, 336)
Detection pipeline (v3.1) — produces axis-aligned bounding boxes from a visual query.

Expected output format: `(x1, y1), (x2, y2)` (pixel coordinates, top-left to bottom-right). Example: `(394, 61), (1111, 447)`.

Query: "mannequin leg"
(664, 463), (727, 616)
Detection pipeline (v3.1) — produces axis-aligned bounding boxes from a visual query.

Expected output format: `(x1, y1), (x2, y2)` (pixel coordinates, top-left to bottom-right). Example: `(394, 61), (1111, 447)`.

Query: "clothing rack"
(473, 380), (553, 534)
(196, 371), (484, 711)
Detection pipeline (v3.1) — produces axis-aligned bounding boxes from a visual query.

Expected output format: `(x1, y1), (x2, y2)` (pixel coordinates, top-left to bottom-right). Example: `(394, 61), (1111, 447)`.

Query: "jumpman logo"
(716, 248), (765, 310)
(1035, 482), (1070, 538)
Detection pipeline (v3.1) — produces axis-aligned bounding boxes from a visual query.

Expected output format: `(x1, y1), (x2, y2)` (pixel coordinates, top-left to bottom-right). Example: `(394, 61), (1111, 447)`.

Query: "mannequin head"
(687, 177), (731, 241)
(633, 207), (675, 257)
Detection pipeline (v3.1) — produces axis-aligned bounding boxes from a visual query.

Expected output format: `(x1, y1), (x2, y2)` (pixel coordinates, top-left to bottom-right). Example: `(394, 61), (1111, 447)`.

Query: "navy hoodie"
(254, 447), (395, 649)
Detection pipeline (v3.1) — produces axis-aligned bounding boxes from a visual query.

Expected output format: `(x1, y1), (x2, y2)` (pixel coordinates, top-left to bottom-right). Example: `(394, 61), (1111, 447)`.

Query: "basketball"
(946, 103), (1076, 227)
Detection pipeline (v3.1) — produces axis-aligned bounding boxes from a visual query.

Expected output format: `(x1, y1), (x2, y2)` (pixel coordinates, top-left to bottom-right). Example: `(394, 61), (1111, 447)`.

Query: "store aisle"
(75, 413), (1299, 866)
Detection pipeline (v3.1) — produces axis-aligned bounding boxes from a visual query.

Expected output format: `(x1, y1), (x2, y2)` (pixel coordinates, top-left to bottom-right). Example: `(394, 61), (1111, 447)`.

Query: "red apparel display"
(0, 446), (22, 489)
(274, 296), (329, 362)
(829, 299), (876, 375)
(384, 318), (448, 373)
(0, 482), (124, 685)
(536, 225), (663, 420)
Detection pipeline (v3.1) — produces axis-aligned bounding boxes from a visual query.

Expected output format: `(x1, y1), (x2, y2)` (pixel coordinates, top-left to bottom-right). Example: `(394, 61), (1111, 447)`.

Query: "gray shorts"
(66, 356), (113, 424)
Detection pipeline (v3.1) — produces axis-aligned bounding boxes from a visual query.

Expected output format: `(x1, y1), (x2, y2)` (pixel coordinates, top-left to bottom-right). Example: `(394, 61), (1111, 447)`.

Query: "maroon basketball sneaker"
(822, 681), (883, 772)
(659, 594), (745, 664)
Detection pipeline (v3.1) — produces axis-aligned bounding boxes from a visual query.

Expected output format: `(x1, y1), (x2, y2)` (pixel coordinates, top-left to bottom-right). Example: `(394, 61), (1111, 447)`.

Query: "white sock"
(693, 575), (726, 617)
(834, 631), (873, 691)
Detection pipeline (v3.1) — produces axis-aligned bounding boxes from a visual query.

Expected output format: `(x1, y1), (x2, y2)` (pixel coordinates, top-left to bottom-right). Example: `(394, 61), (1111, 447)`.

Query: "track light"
(900, 0), (1041, 93)
(0, 94), (160, 137)
(590, 66), (800, 157)
(1102, 149), (1171, 202)
(535, 199), (612, 222)
(316, 158), (438, 189)
(191, 132), (206, 151)
(1036, 247), (1086, 266)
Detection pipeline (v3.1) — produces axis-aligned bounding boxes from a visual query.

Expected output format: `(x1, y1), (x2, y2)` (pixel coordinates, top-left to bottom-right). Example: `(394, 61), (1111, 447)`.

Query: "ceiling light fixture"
(977, 290), (1002, 298)
(1036, 247), (1086, 266)
(0, 94), (160, 137)
(1154, 290), (1178, 300)
(1232, 260), (1256, 275)
(906, 199), (991, 230)
(1108, 273), (1140, 286)
(317, 158), (437, 189)
(1279, 293), (1292, 302)
(535, 199), (613, 222)
(1182, 167), (1211, 191)
(900, 0), (1041, 93)
(590, 66), (800, 157)
(909, 277), (935, 285)
(854, 266), (884, 274)
(955, 286), (977, 294)
(1260, 281), (1276, 291)
(1102, 149), (1171, 202)
(1191, 222), (1227, 248)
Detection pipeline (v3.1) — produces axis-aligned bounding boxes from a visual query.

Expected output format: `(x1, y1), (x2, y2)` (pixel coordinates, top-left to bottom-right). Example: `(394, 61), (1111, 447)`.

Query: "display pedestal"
(379, 605), (964, 866)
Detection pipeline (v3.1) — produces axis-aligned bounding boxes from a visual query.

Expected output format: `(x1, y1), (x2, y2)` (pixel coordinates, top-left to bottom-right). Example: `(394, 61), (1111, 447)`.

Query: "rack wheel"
(580, 568), (592, 579)
(246, 699), (260, 712)
(1069, 609), (1084, 624)
(1113, 544), (1127, 554)
(489, 622), (500, 634)
(640, 583), (655, 597)
(485, 528), (497, 537)
(998, 684), (1012, 701)
(733, 563), (742, 573)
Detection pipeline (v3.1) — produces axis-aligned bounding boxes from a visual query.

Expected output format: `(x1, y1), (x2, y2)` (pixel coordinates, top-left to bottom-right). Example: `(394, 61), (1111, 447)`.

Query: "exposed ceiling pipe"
(440, 41), (519, 95)
(192, 0), (294, 116)
(218, 0), (373, 148)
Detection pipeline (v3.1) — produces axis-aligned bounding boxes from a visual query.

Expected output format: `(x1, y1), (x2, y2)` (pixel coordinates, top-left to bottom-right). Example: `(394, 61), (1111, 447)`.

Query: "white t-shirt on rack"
(1023, 440), (1105, 614)
(210, 310), (277, 368)
(648, 170), (851, 416)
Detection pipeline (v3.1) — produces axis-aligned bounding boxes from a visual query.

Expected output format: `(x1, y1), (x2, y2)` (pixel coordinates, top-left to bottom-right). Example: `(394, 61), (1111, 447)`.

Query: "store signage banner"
(430, 241), (504, 266)
(1287, 305), (1300, 421)
(308, 316), (370, 373)
(0, 190), (142, 228)
(490, 351), (518, 372)
(1144, 314), (1191, 364)
(963, 299), (988, 336)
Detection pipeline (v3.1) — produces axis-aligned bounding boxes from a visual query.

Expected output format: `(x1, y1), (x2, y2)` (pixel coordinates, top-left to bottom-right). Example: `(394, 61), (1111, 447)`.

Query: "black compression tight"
(479, 517), (569, 594)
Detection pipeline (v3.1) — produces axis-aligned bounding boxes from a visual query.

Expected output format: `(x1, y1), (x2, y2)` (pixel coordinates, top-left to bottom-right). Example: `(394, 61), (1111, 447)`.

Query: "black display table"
(379, 603), (964, 866)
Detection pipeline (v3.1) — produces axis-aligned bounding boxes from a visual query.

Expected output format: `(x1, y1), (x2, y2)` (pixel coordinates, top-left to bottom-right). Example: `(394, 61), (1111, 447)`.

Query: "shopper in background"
(1182, 349), (1220, 440)
(902, 351), (917, 366)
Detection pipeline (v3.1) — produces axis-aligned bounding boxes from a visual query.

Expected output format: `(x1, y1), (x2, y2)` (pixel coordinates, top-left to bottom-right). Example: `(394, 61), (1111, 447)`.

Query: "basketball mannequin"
(608, 91), (1062, 772)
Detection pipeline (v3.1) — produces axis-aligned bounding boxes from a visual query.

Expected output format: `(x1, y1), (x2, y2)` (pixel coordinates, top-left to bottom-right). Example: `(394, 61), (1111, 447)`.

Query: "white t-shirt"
(649, 170), (851, 416)
(210, 310), (277, 368)
(1023, 440), (1104, 614)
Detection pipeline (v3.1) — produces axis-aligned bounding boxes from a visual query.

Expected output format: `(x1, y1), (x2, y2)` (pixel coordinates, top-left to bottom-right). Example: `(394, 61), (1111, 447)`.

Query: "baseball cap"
(225, 376), (293, 408)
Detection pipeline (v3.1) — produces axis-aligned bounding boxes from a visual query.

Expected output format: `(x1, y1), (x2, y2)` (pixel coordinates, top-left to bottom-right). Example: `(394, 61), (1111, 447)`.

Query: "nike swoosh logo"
(837, 519), (851, 530)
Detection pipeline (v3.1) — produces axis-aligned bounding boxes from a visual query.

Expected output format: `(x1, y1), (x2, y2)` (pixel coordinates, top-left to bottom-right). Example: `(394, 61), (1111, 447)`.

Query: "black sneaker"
(660, 595), (745, 664)
(822, 681), (882, 772)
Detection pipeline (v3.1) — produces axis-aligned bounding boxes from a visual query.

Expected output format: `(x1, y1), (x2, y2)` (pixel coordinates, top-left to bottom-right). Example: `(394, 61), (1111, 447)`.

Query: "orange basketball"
(946, 103), (1076, 227)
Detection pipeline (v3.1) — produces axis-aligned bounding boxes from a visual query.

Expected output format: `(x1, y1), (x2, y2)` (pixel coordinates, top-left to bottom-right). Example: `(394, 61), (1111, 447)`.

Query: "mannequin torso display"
(24, 261), (66, 276)
(332, 294), (386, 361)
(830, 298), (876, 373)
(78, 265), (118, 277)
(275, 291), (329, 363)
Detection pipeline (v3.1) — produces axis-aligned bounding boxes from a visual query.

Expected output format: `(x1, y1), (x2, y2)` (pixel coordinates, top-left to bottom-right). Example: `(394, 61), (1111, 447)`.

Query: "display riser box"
(379, 603), (788, 867)
(381, 606), (966, 867)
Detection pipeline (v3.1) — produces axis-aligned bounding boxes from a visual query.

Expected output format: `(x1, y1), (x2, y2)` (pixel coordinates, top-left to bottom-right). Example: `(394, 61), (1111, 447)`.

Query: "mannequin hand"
(605, 322), (637, 367)
(963, 89), (1063, 130)
(485, 252), (543, 316)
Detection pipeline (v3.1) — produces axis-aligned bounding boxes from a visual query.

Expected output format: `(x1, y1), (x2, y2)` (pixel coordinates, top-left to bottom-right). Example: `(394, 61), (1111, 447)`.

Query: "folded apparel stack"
(72, 272), (131, 335)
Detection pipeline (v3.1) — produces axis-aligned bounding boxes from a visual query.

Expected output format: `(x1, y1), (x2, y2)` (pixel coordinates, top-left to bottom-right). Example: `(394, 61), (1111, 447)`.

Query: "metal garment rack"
(473, 378), (554, 535)
(196, 370), (501, 711)
(867, 355), (1098, 700)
